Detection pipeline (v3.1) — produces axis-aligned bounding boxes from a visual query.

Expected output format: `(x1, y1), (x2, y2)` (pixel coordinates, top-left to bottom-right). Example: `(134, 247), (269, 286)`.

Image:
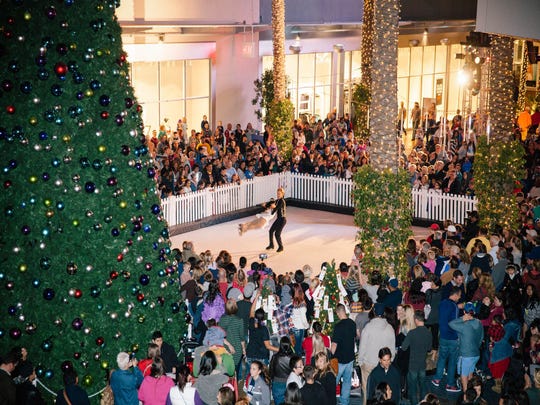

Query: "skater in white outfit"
(238, 200), (276, 236)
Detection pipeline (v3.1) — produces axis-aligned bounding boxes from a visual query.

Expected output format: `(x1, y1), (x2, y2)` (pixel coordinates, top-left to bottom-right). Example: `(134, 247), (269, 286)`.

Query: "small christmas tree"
(312, 261), (349, 335)
(0, 1), (185, 400)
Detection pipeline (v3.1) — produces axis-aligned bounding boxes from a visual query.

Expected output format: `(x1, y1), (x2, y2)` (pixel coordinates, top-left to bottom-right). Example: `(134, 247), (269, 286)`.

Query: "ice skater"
(266, 187), (287, 252)
(238, 199), (276, 236)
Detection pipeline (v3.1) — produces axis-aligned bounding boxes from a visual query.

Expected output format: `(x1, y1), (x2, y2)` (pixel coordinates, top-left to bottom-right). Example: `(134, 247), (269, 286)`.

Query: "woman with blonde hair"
(290, 283), (310, 356)
(396, 305), (416, 397)
(314, 352), (336, 405)
(471, 273), (496, 303)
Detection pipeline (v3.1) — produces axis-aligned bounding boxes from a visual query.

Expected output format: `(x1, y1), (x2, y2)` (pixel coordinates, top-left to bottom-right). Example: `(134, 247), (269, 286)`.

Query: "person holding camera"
(110, 352), (143, 405)
(266, 187), (287, 252)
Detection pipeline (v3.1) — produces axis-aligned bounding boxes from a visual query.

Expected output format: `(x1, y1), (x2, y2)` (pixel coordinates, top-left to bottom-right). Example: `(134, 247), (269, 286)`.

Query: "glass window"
(132, 62), (159, 102)
(186, 59), (209, 98)
(314, 86), (331, 120)
(447, 71), (461, 116)
(262, 55), (273, 73)
(435, 45), (447, 73)
(344, 51), (351, 83)
(450, 44), (464, 72)
(299, 53), (315, 88)
(160, 100), (185, 124)
(351, 51), (362, 81)
(423, 46), (435, 75)
(140, 102), (159, 133)
(285, 54), (298, 90)
(315, 53), (332, 86)
(160, 60), (184, 101)
(397, 77), (409, 111)
(410, 47), (423, 76)
(409, 76), (422, 109)
(186, 98), (210, 126)
(422, 74), (434, 100)
(398, 47), (410, 77)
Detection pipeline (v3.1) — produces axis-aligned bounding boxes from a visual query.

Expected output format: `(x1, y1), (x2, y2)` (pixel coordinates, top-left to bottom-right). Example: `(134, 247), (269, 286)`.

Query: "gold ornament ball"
(19, 263), (28, 273)
(100, 360), (109, 369)
(85, 89), (94, 97)
(29, 175), (38, 183)
(98, 145), (106, 153)
(82, 374), (93, 387)
(119, 201), (127, 209)
(29, 117), (38, 125)
(24, 11), (31, 20)
(45, 209), (54, 218)
(72, 219), (79, 227)
(62, 134), (71, 143)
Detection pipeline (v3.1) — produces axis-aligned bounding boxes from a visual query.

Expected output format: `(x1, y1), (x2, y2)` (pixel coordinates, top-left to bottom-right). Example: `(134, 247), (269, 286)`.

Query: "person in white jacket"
(357, 303), (396, 405)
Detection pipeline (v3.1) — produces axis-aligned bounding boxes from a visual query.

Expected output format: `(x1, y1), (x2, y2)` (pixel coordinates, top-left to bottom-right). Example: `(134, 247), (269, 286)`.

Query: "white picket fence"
(161, 173), (478, 227)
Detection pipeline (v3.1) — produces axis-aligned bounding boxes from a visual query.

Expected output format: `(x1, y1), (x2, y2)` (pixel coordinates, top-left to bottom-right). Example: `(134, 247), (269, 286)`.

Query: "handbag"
(424, 303), (432, 319)
(100, 385), (114, 405)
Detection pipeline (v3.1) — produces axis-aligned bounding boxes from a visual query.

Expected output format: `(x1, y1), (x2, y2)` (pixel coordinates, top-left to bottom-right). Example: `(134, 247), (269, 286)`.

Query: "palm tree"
(353, 0), (412, 280)
(369, 0), (400, 171)
(473, 34), (524, 231)
(488, 35), (515, 140)
(269, 0), (294, 158)
(272, 0), (286, 102)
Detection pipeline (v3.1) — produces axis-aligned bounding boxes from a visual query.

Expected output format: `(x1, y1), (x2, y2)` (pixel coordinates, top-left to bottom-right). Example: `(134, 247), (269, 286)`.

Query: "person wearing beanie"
(380, 277), (402, 310)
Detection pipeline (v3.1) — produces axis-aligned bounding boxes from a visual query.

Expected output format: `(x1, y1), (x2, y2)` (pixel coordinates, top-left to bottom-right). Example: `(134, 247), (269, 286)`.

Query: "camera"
(259, 253), (268, 261)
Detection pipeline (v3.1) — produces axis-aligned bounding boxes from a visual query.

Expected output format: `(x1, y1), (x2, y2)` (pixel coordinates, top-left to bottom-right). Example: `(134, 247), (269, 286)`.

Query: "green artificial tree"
(352, 166), (413, 282)
(0, 1), (185, 401)
(311, 261), (346, 335)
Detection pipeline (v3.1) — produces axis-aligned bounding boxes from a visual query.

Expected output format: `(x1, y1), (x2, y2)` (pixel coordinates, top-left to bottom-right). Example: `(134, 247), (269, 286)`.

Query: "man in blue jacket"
(432, 285), (462, 393)
(449, 302), (484, 391)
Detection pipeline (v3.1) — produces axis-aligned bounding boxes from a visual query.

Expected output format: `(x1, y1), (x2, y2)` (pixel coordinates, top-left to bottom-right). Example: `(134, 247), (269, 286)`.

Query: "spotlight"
(473, 56), (485, 65)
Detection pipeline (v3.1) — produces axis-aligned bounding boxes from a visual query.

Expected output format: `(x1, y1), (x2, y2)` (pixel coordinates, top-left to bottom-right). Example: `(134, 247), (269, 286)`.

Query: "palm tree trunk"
(369, 0), (400, 171)
(361, 0), (374, 91)
(272, 0), (286, 102)
(488, 35), (514, 141)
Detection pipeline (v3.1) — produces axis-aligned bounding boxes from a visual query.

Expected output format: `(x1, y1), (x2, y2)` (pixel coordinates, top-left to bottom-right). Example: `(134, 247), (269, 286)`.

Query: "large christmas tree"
(0, 0), (184, 400)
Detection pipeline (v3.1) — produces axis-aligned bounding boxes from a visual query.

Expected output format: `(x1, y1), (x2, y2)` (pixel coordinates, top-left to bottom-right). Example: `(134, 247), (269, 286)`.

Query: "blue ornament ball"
(84, 182), (96, 193)
(43, 288), (55, 300)
(151, 204), (160, 215)
(139, 274), (149, 286)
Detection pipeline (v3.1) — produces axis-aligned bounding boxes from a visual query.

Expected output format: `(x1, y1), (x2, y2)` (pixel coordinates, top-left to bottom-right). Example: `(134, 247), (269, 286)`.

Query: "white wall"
(215, 33), (260, 128)
(117, 0), (259, 24)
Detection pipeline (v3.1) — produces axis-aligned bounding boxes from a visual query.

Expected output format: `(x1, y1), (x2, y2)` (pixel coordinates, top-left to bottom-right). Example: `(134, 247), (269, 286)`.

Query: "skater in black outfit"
(266, 187), (287, 252)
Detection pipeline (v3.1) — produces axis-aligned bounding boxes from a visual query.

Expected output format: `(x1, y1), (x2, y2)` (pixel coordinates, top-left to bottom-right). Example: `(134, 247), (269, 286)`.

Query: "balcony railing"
(161, 172), (478, 228)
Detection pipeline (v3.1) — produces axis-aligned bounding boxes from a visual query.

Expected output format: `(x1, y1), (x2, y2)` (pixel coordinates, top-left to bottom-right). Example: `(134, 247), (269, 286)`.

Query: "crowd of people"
(3, 108), (540, 405)
(150, 105), (540, 203)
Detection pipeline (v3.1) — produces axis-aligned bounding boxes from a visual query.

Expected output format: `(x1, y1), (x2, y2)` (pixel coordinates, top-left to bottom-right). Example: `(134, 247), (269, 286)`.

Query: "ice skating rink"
(171, 207), (432, 275)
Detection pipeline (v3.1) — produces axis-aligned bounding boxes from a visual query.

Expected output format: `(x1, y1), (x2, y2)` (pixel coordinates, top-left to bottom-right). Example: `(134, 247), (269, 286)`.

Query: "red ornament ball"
(100, 111), (109, 119)
(6, 105), (16, 114)
(136, 292), (145, 302)
(110, 271), (119, 280)
(74, 289), (82, 298)
(95, 336), (104, 346)
(117, 253), (123, 262)
(54, 62), (68, 76)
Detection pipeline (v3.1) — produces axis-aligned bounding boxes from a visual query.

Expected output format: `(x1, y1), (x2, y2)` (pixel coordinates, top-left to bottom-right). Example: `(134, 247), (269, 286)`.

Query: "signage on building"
(435, 78), (444, 105)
